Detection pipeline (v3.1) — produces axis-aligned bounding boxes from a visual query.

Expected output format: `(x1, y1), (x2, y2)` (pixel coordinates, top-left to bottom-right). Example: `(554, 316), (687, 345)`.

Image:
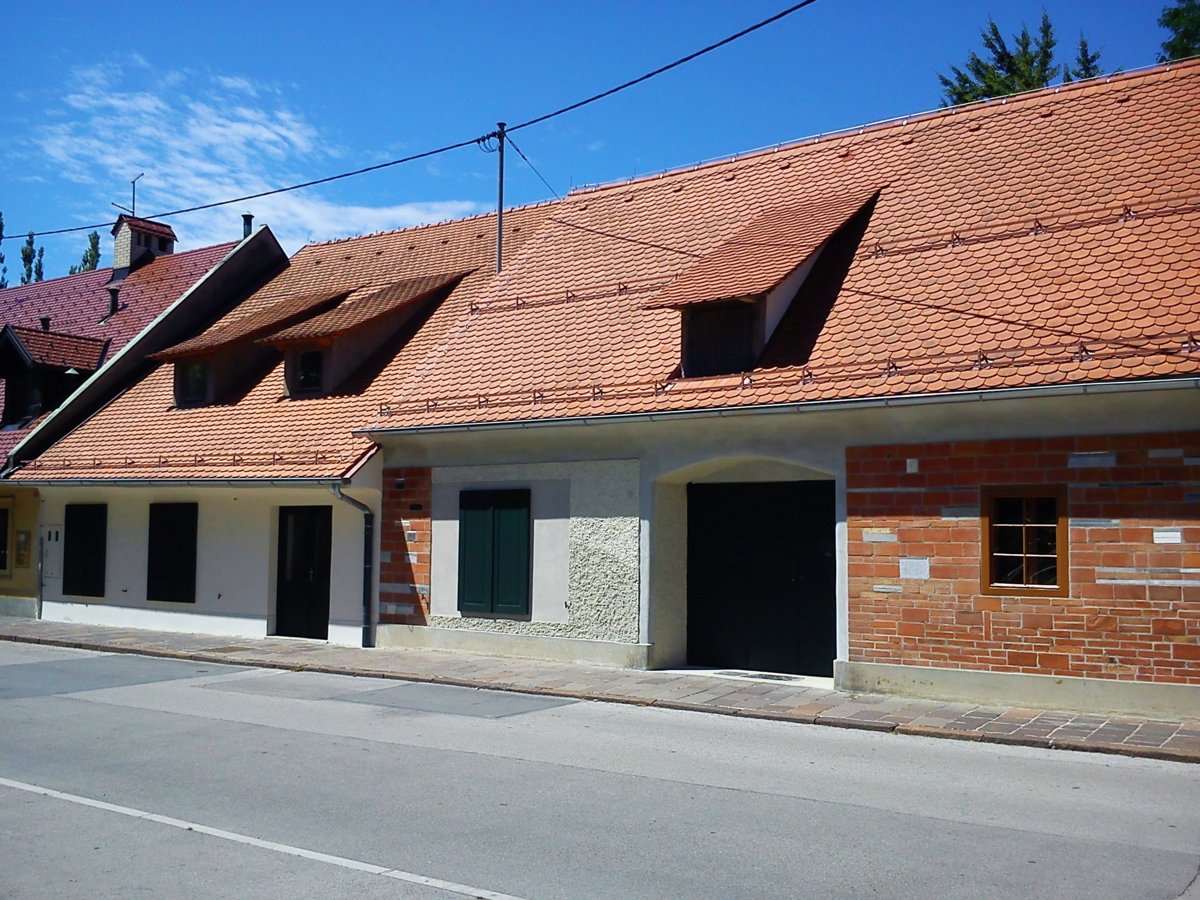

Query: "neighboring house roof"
(13, 61), (1200, 482)
(5, 326), (108, 370)
(112, 215), (178, 240)
(0, 241), (238, 458)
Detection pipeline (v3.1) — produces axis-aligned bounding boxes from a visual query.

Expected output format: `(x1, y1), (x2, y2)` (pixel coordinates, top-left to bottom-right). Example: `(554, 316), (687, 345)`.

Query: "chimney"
(107, 286), (120, 317)
(40, 316), (51, 332)
(242, 213), (254, 239)
(110, 215), (177, 282)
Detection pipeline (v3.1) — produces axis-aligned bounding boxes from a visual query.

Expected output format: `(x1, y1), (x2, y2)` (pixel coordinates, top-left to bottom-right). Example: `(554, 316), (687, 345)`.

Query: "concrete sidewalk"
(2, 616), (1197, 764)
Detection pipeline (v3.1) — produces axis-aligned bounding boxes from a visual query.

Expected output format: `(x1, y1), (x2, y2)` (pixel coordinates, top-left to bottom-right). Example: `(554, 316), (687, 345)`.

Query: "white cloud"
(30, 56), (485, 255)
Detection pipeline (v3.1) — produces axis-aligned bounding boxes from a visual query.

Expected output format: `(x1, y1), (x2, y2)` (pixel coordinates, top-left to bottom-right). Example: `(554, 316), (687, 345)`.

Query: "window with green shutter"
(458, 489), (531, 616)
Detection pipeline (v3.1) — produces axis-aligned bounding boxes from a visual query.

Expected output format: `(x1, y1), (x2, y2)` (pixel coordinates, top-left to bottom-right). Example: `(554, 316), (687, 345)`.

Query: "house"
(8, 62), (1198, 716)
(0, 215), (287, 617)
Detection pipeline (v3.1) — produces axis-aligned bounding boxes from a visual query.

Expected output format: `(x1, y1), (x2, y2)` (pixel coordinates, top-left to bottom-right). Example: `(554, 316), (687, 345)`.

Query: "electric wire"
(3, 1), (819, 242)
(507, 136), (560, 199)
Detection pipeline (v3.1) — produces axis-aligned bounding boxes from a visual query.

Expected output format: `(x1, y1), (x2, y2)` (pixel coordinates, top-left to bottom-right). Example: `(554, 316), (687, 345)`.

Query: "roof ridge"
(569, 60), (1200, 198)
(9, 324), (108, 344)
(303, 197), (561, 248)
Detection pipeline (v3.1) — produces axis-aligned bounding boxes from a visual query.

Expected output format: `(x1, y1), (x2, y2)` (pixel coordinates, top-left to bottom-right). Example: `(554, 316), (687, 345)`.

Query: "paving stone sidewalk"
(2, 616), (1197, 764)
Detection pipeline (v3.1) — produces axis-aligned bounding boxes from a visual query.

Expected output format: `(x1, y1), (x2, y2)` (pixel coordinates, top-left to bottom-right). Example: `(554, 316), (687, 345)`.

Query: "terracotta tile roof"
(15, 62), (1200, 480)
(155, 286), (354, 360)
(6, 326), (108, 370)
(15, 208), (550, 480)
(643, 189), (880, 308)
(259, 272), (469, 345)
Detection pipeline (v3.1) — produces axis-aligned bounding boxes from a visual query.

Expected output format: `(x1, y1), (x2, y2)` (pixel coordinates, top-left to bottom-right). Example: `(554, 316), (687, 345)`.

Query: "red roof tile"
(259, 272), (469, 345)
(643, 189), (879, 308)
(6, 326), (108, 370)
(112, 215), (177, 240)
(154, 286), (355, 359)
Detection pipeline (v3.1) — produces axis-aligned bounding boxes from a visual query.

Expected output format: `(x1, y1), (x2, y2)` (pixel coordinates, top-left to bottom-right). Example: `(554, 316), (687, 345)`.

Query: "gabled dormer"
(644, 189), (880, 379)
(110, 216), (177, 283)
(0, 324), (106, 425)
(258, 271), (469, 399)
(154, 286), (355, 408)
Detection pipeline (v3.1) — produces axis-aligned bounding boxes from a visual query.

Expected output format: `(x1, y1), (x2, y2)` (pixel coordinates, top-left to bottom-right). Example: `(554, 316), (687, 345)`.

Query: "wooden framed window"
(63, 503), (107, 597)
(980, 485), (1069, 598)
(147, 503), (198, 603)
(458, 489), (531, 616)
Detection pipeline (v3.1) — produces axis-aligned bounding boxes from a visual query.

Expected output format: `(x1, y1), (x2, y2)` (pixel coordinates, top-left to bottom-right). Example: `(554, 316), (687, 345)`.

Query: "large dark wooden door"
(687, 481), (836, 676)
(276, 506), (332, 640)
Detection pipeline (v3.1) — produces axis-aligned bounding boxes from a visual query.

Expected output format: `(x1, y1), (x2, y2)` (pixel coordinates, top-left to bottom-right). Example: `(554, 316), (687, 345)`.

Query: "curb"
(2, 631), (1196, 765)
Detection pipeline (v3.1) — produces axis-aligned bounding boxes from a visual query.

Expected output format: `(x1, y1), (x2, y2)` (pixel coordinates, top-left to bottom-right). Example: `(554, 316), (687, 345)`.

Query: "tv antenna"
(111, 173), (145, 217)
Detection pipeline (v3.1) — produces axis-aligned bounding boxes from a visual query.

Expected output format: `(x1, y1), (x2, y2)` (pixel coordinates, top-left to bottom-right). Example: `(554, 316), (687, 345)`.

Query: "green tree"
(68, 231), (102, 275)
(0, 212), (7, 289)
(1159, 0), (1200, 61)
(20, 232), (45, 285)
(938, 13), (1103, 105)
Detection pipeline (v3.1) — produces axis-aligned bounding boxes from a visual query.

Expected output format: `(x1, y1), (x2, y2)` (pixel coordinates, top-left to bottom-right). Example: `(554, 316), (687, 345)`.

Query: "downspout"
(330, 484), (375, 648)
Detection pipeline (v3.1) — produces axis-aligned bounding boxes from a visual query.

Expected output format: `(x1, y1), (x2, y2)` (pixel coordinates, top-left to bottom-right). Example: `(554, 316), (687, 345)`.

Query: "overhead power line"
(3, 1), (820, 242)
(506, 136), (560, 199)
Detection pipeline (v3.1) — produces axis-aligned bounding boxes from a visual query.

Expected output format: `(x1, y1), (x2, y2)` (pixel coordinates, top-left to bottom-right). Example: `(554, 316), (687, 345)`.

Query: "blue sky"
(0, 0), (1171, 273)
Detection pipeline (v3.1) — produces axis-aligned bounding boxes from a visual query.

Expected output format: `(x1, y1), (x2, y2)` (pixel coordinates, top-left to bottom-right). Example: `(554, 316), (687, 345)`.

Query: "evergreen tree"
(938, 13), (1103, 105)
(1159, 0), (1200, 61)
(20, 233), (45, 285)
(0, 212), (7, 289)
(68, 231), (102, 275)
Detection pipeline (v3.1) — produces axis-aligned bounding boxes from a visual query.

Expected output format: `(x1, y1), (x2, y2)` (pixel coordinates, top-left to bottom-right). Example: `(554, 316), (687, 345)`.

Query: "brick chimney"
(110, 215), (177, 282)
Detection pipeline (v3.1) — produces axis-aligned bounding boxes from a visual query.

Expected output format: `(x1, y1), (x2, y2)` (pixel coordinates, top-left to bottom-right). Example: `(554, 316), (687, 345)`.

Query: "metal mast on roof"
(496, 122), (506, 273)
(111, 172), (145, 218)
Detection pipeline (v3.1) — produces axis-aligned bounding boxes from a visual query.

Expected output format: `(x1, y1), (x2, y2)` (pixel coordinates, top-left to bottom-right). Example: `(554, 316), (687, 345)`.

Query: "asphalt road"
(1, 641), (1198, 900)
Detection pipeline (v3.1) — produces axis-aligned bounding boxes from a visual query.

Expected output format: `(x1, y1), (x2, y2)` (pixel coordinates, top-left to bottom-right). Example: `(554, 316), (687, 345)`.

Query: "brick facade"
(378, 467), (431, 626)
(846, 432), (1200, 685)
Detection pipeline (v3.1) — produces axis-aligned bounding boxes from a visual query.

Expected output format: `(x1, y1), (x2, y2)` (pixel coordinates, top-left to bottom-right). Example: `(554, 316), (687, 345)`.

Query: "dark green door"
(687, 481), (836, 676)
(276, 506), (332, 640)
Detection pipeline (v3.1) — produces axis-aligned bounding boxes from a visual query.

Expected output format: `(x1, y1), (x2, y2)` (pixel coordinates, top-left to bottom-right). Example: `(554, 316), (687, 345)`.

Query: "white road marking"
(0, 775), (527, 900)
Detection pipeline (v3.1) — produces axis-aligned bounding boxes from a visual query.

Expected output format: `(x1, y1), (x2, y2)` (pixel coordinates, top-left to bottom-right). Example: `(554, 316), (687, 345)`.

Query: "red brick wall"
(378, 467), (431, 626)
(847, 432), (1200, 684)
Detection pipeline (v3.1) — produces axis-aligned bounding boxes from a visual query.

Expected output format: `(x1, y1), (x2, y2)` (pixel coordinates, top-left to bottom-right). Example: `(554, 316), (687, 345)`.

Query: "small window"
(176, 360), (209, 406)
(147, 503), (198, 603)
(682, 301), (758, 378)
(981, 485), (1068, 597)
(63, 503), (107, 597)
(458, 489), (531, 616)
(0, 501), (11, 573)
(157, 236), (171, 252)
(296, 350), (325, 393)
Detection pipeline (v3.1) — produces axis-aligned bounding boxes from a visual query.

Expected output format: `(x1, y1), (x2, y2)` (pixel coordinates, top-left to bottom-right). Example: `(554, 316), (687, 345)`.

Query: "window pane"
(1030, 496), (1057, 524)
(993, 497), (1023, 524)
(1030, 558), (1058, 586)
(991, 555), (1025, 585)
(993, 525), (1023, 555)
(63, 504), (107, 597)
(298, 351), (324, 391)
(1026, 525), (1057, 556)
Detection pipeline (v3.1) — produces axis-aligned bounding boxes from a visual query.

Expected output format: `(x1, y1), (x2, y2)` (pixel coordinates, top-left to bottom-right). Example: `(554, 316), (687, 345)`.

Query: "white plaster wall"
(37, 484), (379, 645)
(428, 460), (641, 643)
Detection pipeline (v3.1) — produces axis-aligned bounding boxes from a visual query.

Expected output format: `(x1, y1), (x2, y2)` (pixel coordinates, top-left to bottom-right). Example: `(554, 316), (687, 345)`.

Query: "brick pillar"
(379, 467), (431, 625)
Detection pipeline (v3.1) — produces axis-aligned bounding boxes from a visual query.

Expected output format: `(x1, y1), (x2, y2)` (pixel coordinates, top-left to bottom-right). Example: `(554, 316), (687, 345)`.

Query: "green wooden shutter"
(491, 490), (531, 615)
(457, 489), (531, 615)
(458, 491), (495, 613)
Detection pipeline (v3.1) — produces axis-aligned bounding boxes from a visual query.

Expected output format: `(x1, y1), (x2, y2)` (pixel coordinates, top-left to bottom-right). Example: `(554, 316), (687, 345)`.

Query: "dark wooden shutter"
(458, 491), (495, 613)
(63, 504), (107, 597)
(147, 503), (198, 603)
(491, 491), (531, 615)
(457, 489), (530, 615)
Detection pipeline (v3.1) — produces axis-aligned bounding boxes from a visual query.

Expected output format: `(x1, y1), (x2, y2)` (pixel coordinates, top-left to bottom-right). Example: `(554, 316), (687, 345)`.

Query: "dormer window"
(291, 348), (326, 395)
(175, 360), (210, 406)
(681, 300), (759, 378)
